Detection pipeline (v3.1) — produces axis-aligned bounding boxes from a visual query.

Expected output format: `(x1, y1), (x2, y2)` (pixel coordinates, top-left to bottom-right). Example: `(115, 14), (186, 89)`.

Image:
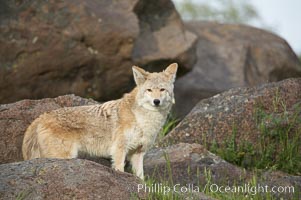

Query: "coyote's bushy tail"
(22, 120), (41, 160)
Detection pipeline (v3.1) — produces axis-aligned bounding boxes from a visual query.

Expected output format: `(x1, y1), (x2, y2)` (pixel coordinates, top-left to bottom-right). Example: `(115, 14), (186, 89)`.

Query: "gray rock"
(164, 78), (301, 161)
(145, 143), (301, 200)
(0, 158), (146, 199)
(145, 143), (249, 186)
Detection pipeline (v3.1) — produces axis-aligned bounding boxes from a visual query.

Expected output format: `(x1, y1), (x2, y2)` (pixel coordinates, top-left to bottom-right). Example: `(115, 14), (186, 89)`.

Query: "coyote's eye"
(147, 89), (152, 92)
(160, 88), (165, 92)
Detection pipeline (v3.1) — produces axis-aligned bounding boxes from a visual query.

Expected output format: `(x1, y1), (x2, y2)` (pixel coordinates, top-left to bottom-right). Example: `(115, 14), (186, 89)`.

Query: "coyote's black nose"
(153, 99), (160, 106)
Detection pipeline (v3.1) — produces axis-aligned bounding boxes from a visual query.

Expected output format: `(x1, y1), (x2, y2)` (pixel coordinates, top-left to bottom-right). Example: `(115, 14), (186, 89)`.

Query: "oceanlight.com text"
(137, 183), (294, 196)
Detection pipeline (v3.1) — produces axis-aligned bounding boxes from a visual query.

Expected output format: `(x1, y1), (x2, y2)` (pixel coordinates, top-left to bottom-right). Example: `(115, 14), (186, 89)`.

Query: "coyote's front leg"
(130, 151), (145, 180)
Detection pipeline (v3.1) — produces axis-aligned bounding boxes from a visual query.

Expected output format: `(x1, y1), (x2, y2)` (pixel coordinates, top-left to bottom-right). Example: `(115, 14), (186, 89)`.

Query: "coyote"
(22, 63), (178, 179)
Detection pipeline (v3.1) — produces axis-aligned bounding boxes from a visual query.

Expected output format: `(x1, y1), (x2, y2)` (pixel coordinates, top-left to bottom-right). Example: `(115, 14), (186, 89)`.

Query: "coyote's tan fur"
(22, 63), (178, 179)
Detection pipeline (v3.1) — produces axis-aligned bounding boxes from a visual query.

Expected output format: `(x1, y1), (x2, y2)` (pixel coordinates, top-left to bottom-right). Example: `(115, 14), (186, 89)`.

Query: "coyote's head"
(132, 63), (178, 111)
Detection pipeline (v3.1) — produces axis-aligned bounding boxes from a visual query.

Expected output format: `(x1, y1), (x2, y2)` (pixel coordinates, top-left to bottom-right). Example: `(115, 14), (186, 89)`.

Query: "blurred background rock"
(0, 0), (300, 118)
(172, 0), (301, 117)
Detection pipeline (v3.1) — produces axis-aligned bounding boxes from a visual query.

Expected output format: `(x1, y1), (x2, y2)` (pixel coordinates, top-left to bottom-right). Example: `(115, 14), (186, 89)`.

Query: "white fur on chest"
(126, 109), (167, 151)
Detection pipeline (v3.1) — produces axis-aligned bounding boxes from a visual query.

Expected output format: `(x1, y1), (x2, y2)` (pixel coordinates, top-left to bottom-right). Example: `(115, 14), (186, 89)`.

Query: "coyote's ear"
(164, 63), (178, 83)
(132, 66), (148, 86)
